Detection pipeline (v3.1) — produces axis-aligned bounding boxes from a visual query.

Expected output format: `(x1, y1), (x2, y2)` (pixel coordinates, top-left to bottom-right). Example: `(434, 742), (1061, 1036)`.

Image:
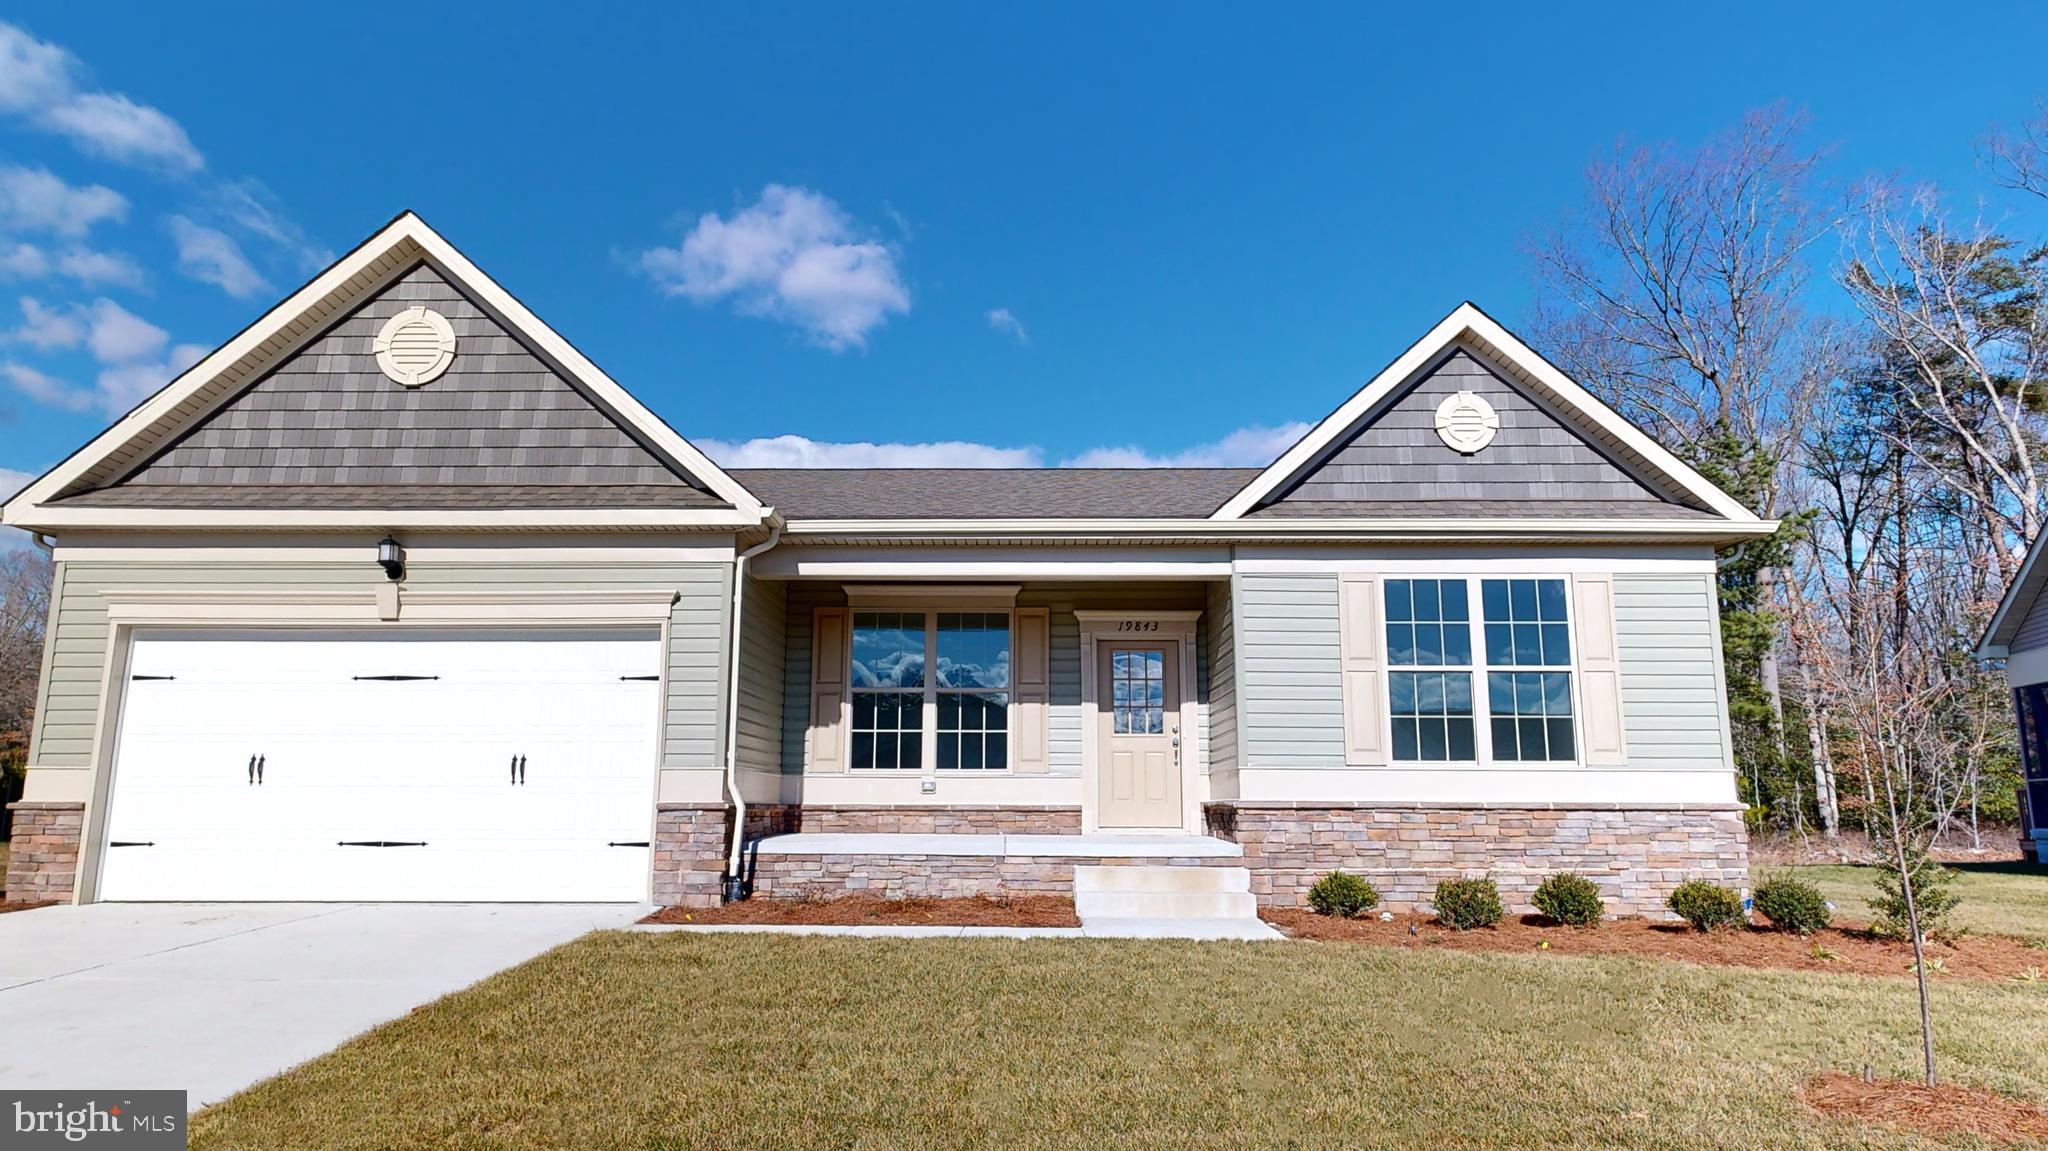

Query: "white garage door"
(99, 630), (662, 902)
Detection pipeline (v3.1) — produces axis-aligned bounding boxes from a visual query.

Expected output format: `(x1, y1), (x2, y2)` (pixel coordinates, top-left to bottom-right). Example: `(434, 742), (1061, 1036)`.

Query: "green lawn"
(1783, 862), (2048, 945)
(191, 933), (2048, 1150)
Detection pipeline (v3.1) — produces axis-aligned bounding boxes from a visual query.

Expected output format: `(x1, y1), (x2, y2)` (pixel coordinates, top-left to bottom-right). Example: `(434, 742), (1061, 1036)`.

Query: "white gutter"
(775, 516), (1781, 544)
(722, 512), (782, 898)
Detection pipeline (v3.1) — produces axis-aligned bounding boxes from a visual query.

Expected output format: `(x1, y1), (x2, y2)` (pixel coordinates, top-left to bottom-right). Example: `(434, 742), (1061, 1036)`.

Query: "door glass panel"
(1111, 650), (1166, 735)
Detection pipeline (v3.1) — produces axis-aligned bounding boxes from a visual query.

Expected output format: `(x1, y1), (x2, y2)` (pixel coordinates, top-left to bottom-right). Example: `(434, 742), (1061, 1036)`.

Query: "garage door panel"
(101, 630), (661, 902)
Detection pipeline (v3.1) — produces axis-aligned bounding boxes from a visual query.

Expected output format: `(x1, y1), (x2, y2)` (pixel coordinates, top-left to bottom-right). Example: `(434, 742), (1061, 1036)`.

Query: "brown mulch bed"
(1264, 910), (2048, 982)
(641, 894), (1081, 928)
(0, 900), (55, 915)
(1802, 1072), (2048, 1146)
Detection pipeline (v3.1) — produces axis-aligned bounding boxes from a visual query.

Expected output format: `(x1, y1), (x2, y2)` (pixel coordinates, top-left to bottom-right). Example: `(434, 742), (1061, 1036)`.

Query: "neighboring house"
(0, 213), (1771, 912)
(1979, 558), (2048, 864)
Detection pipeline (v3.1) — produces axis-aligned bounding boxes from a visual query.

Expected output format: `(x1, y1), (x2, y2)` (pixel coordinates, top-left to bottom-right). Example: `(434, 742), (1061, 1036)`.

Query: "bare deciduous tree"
(0, 547), (53, 773)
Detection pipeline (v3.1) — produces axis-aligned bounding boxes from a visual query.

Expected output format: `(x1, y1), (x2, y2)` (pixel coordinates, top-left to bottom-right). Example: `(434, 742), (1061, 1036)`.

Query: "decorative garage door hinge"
(607, 841), (650, 847)
(336, 841), (428, 848)
(108, 840), (155, 847)
(619, 675), (659, 681)
(352, 674), (439, 682)
(130, 674), (175, 681)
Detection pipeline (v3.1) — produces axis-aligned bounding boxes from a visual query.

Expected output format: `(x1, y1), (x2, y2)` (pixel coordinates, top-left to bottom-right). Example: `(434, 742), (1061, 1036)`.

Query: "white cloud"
(52, 246), (142, 288)
(1, 361), (89, 410)
(701, 434), (1043, 468)
(0, 23), (203, 172)
(211, 180), (332, 271)
(94, 341), (202, 412)
(0, 242), (47, 278)
(168, 215), (268, 297)
(638, 184), (910, 351)
(986, 307), (1028, 345)
(0, 165), (125, 236)
(9, 297), (84, 349)
(1059, 422), (1311, 468)
(82, 298), (166, 363)
(0, 23), (70, 114)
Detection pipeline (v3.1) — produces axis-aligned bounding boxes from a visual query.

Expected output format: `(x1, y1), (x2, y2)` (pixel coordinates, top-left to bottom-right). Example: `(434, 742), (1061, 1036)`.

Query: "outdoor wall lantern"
(376, 536), (406, 581)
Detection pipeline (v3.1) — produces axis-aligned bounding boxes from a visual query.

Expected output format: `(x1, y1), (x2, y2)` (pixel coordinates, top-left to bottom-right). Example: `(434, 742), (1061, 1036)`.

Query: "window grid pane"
(1389, 670), (1475, 763)
(1383, 579), (1472, 669)
(1480, 579), (1571, 667)
(1487, 671), (1574, 762)
(1111, 650), (1167, 735)
(852, 612), (929, 771)
(938, 691), (1009, 770)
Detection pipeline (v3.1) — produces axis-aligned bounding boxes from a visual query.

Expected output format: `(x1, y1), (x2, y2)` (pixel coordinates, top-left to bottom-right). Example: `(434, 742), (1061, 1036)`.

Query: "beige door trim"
(1075, 610), (1201, 833)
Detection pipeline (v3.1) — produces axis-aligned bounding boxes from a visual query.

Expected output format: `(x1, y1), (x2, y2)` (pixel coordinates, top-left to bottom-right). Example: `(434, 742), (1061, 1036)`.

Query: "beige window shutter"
(809, 606), (849, 772)
(1337, 573), (1386, 765)
(1013, 607), (1050, 773)
(1572, 575), (1628, 765)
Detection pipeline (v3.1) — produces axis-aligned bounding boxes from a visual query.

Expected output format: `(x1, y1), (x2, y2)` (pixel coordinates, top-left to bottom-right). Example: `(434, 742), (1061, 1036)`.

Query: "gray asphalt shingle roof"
(727, 468), (1261, 519)
(49, 484), (725, 509)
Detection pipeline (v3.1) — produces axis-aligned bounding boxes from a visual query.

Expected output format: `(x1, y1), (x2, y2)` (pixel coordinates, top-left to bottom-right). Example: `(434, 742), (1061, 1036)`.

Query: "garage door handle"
(337, 841), (428, 847)
(510, 754), (526, 785)
(248, 754), (265, 785)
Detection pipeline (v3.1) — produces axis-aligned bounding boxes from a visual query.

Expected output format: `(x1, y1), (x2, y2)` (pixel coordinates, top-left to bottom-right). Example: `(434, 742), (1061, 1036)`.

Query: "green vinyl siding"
(1612, 573), (1729, 772)
(28, 559), (733, 771)
(1234, 572), (1345, 769)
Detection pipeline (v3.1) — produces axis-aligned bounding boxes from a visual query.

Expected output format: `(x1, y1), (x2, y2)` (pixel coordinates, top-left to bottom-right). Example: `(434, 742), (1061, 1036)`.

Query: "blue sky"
(3, 2), (2047, 497)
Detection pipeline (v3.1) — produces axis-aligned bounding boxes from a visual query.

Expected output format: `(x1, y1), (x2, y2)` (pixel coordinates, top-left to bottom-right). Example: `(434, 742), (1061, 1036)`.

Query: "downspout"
(722, 511), (781, 902)
(30, 532), (55, 557)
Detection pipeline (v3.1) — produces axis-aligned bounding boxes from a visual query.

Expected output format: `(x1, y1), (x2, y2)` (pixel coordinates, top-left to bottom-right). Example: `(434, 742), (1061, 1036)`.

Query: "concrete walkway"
(0, 902), (645, 1108)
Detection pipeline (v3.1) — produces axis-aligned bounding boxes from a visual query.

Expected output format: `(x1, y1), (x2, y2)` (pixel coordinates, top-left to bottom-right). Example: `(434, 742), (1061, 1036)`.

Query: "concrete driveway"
(0, 902), (647, 1108)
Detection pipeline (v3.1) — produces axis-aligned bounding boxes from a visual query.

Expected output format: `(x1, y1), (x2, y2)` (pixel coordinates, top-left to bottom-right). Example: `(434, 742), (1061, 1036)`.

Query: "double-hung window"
(1381, 576), (1579, 764)
(849, 609), (1012, 771)
(1384, 578), (1475, 762)
(1482, 578), (1575, 761)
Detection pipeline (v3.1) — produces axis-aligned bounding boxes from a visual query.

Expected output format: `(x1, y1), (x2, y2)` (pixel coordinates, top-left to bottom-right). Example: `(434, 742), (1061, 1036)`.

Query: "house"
(1978, 556), (2048, 864)
(1, 213), (1770, 913)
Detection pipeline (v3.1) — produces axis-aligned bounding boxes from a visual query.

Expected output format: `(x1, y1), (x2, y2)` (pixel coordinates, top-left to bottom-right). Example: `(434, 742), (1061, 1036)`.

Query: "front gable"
(2, 212), (765, 531)
(63, 263), (714, 508)
(1215, 303), (1763, 525)
(1255, 345), (1691, 517)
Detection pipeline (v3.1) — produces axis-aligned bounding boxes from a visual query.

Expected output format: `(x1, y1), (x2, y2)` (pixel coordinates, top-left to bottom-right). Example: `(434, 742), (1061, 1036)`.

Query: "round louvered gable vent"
(374, 306), (457, 387)
(1433, 390), (1500, 454)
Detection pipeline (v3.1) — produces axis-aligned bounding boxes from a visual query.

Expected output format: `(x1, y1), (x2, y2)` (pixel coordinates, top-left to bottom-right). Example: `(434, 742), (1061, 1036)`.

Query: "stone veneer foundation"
(1204, 802), (1749, 917)
(5, 801), (84, 903)
(748, 851), (1238, 901)
(795, 805), (1082, 835)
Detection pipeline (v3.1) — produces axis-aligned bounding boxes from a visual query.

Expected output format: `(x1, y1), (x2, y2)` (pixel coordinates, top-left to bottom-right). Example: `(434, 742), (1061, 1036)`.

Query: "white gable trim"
(1980, 540), (2045, 658)
(2, 211), (766, 529)
(1211, 302), (1764, 523)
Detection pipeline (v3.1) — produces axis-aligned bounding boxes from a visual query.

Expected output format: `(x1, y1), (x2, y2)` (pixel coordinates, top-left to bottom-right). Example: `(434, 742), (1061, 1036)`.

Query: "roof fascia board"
(6, 506), (764, 530)
(777, 516), (1780, 543)
(1211, 303), (1764, 523)
(1980, 542), (2045, 656)
(3, 212), (766, 524)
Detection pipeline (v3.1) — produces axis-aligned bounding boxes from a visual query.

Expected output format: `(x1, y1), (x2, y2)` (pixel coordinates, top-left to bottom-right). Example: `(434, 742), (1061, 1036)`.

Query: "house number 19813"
(1116, 620), (1161, 632)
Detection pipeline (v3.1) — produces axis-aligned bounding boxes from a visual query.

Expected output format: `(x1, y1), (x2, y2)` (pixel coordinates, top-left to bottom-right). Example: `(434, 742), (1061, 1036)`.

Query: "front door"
(1096, 644), (1182, 829)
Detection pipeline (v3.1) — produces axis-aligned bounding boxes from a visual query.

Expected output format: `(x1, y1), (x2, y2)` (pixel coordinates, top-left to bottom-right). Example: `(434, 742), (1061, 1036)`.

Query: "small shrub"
(1433, 876), (1504, 930)
(1751, 873), (1831, 935)
(1306, 871), (1380, 918)
(1532, 872), (1604, 927)
(1667, 880), (1744, 932)
(1870, 847), (1963, 942)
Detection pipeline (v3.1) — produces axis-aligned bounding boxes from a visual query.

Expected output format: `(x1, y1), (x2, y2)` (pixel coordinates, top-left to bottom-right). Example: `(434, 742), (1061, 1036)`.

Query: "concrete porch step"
(1072, 864), (1258, 920)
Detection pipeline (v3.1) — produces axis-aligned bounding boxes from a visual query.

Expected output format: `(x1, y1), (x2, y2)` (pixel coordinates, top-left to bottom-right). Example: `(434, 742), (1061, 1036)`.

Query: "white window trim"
(845, 591), (1022, 775)
(1378, 575), (1587, 769)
